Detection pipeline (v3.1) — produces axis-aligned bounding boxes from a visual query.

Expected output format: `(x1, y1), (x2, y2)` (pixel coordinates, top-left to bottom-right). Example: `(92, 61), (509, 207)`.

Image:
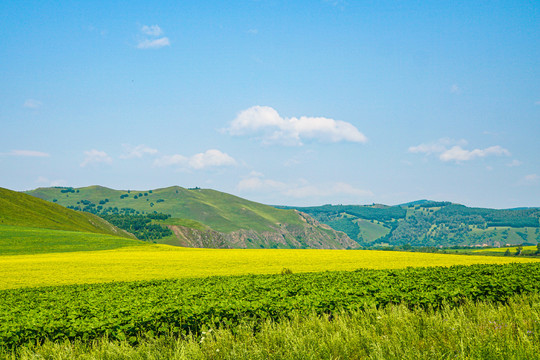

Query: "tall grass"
(4, 292), (539, 360)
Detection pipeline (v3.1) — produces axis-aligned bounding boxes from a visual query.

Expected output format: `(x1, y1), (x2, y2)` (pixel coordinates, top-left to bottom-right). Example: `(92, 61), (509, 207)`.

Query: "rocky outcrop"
(166, 211), (358, 249)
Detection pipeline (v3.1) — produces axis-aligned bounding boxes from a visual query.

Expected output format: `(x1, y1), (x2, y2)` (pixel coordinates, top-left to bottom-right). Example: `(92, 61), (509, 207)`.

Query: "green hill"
(0, 187), (134, 237)
(0, 225), (143, 255)
(26, 186), (356, 249)
(279, 202), (540, 247)
(0, 187), (141, 255)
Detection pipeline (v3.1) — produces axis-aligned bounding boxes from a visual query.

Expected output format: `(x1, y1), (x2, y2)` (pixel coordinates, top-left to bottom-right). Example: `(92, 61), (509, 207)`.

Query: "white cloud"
(137, 37), (170, 49)
(226, 106), (367, 146)
(409, 138), (510, 163)
(237, 176), (287, 192)
(439, 145), (510, 162)
(188, 149), (237, 169)
(36, 176), (67, 187)
(8, 150), (50, 157)
(80, 149), (113, 167)
(408, 138), (466, 155)
(23, 99), (42, 109)
(153, 154), (187, 167)
(237, 173), (373, 200)
(36, 176), (48, 183)
(518, 174), (539, 186)
(141, 25), (163, 36)
(120, 144), (158, 159)
(507, 159), (522, 167)
(284, 182), (373, 199)
(153, 149), (236, 170)
(450, 84), (461, 94)
(523, 174), (539, 183)
(137, 24), (170, 49)
(324, 0), (346, 7)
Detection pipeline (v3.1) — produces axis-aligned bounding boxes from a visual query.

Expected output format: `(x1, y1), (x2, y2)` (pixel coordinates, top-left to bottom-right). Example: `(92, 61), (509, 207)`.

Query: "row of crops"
(2, 262), (540, 348)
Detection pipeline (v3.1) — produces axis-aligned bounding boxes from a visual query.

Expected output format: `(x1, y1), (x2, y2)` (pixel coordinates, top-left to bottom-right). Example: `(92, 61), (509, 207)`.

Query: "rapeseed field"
(1, 245), (538, 289)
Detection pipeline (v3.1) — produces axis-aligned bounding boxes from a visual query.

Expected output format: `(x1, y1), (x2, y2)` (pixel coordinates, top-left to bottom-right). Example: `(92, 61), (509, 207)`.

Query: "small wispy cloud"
(80, 149), (113, 167)
(226, 105), (367, 146)
(120, 144), (158, 159)
(141, 25), (163, 36)
(408, 138), (467, 155)
(23, 99), (42, 109)
(439, 145), (509, 162)
(137, 37), (170, 49)
(188, 149), (237, 169)
(518, 174), (539, 186)
(137, 24), (170, 49)
(87, 25), (108, 37)
(36, 176), (67, 187)
(8, 150), (50, 157)
(237, 174), (287, 192)
(153, 149), (237, 170)
(324, 0), (347, 8)
(153, 154), (186, 167)
(247, 29), (258, 35)
(450, 84), (461, 94)
(507, 159), (522, 167)
(237, 172), (373, 199)
(409, 138), (510, 163)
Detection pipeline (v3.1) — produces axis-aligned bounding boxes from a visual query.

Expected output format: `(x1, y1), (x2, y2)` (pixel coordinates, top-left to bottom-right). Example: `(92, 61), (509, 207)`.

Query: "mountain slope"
(1, 187), (134, 238)
(0, 187), (141, 255)
(26, 186), (356, 249)
(279, 202), (540, 247)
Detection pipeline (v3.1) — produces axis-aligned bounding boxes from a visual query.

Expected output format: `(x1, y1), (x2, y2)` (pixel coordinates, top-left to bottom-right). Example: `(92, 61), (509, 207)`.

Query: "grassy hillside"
(0, 187), (141, 255)
(28, 186), (303, 233)
(26, 186), (354, 249)
(280, 202), (540, 247)
(0, 225), (143, 255)
(0, 187), (134, 238)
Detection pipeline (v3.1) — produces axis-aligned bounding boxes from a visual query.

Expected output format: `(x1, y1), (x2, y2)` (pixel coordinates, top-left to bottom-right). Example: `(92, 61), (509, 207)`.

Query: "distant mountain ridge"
(26, 186), (356, 249)
(278, 201), (540, 247)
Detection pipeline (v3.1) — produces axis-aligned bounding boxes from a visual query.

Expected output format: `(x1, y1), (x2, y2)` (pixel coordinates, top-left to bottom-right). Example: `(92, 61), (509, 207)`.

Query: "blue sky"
(1, 0), (539, 208)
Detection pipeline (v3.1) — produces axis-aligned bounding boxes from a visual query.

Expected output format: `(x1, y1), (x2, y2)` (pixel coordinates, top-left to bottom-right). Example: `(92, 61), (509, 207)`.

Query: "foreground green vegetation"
(4, 292), (539, 359)
(2, 263), (540, 349)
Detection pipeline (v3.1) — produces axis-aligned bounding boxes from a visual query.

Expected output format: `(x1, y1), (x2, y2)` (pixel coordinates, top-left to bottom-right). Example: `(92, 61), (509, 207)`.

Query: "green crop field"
(1, 245), (538, 289)
(2, 262), (540, 356)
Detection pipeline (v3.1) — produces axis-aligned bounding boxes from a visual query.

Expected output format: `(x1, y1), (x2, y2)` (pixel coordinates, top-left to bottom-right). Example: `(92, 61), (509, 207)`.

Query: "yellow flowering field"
(473, 245), (537, 253)
(1, 245), (539, 289)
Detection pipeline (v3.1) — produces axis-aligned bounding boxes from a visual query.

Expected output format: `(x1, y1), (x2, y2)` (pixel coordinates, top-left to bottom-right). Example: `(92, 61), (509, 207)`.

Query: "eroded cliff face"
(166, 211), (358, 249)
